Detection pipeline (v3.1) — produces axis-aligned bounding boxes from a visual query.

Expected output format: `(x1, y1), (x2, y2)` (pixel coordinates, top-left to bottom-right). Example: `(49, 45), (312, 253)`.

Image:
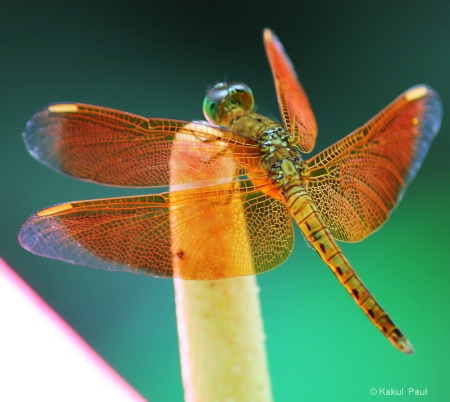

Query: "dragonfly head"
(203, 82), (254, 126)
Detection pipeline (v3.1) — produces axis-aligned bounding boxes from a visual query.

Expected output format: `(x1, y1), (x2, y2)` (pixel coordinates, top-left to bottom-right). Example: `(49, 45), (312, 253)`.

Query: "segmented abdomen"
(284, 184), (413, 353)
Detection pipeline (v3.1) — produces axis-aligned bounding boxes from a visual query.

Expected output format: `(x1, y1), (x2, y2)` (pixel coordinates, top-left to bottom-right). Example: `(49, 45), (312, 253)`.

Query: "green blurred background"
(1, 1), (449, 400)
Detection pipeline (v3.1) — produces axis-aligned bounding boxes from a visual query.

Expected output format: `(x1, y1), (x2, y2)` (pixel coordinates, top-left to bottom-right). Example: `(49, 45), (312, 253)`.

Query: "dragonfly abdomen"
(284, 184), (414, 353)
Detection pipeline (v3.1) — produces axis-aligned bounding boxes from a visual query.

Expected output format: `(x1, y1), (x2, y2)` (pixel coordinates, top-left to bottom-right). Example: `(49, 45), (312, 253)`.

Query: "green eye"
(203, 87), (224, 124)
(203, 82), (254, 126)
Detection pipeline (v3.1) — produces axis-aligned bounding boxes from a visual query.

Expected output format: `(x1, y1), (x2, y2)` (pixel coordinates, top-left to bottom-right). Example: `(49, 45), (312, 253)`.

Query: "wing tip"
(47, 103), (79, 113)
(404, 84), (441, 102)
(400, 84), (442, 189)
(37, 203), (74, 217)
(263, 28), (273, 41)
(263, 28), (281, 48)
(413, 84), (442, 143)
(405, 85), (428, 101)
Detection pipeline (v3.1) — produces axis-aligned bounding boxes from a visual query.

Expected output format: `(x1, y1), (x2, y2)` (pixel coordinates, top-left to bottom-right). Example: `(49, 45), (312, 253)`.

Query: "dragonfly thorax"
(229, 112), (306, 190)
(260, 142), (306, 190)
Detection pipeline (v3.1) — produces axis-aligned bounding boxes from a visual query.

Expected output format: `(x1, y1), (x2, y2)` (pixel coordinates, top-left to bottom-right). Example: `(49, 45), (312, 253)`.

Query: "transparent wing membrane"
(306, 85), (442, 242)
(19, 181), (293, 279)
(263, 29), (317, 152)
(23, 103), (261, 187)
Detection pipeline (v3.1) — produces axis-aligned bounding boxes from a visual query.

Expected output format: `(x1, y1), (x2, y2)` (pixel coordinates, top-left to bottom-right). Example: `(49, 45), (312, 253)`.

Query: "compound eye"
(228, 82), (254, 115)
(229, 82), (251, 93)
(203, 83), (228, 124)
(207, 83), (229, 103)
(203, 82), (255, 125)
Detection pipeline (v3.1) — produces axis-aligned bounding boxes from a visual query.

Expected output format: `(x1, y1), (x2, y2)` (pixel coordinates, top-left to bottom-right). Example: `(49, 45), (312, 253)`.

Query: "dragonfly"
(19, 29), (442, 354)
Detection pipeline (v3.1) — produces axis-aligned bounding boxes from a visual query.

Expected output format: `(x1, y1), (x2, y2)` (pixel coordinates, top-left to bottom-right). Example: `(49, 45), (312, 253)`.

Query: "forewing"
(18, 182), (293, 279)
(23, 103), (260, 187)
(263, 29), (317, 152)
(306, 85), (442, 242)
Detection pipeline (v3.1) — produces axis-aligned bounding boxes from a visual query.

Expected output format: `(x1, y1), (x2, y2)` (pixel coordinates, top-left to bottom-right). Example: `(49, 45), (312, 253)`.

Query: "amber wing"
(306, 85), (442, 242)
(263, 28), (317, 153)
(18, 181), (294, 279)
(23, 103), (261, 187)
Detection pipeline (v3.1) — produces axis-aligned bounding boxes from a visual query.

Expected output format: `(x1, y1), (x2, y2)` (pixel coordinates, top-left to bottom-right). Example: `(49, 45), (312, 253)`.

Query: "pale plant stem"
(170, 124), (273, 402)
